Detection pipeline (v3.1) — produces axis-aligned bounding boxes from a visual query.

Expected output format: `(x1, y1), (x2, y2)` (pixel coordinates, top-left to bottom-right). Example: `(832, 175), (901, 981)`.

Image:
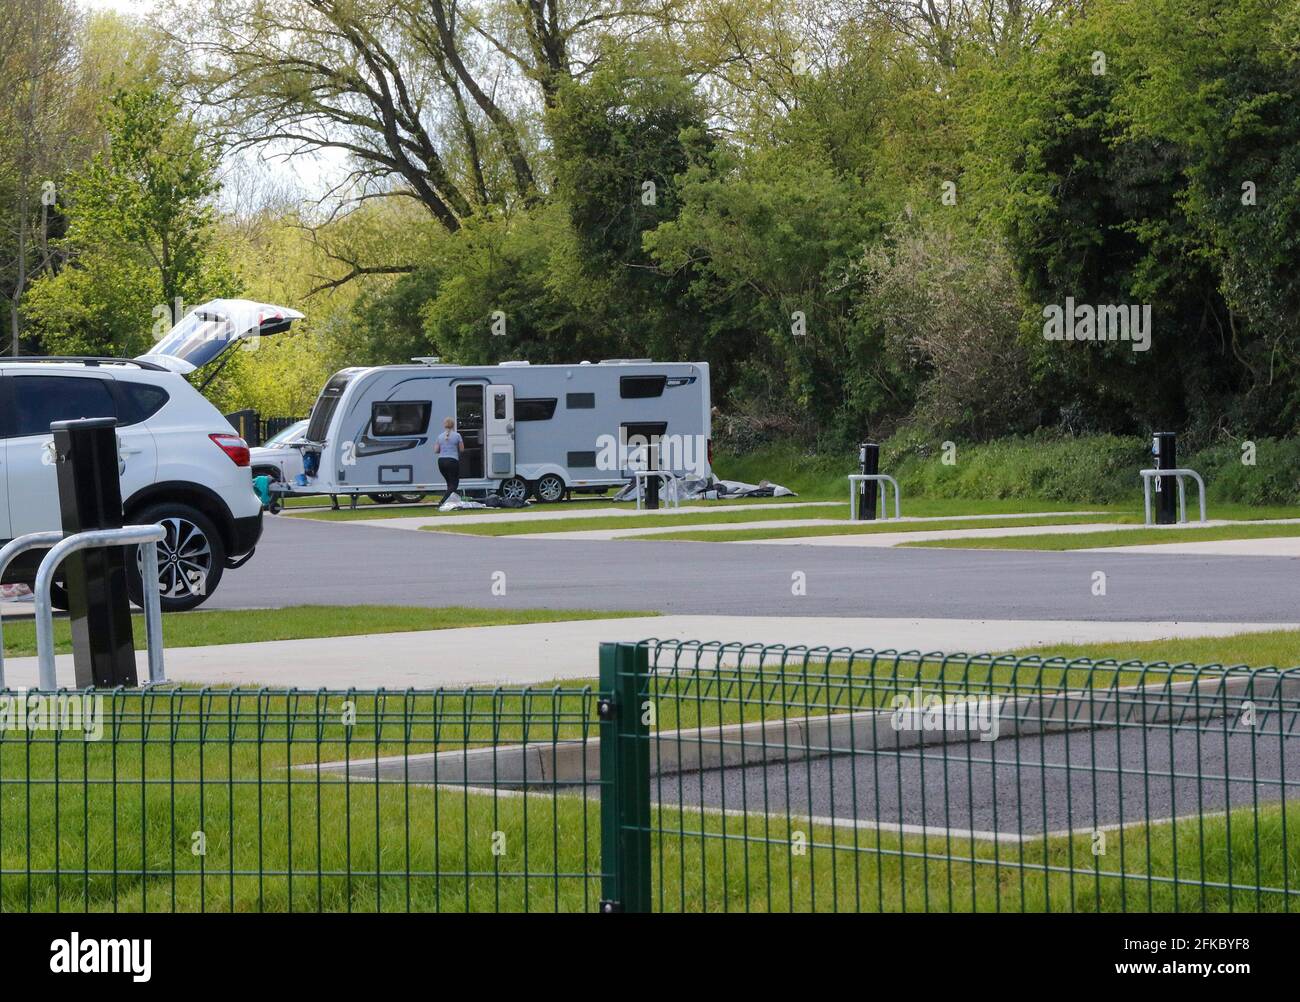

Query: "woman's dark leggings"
(438, 458), (460, 498)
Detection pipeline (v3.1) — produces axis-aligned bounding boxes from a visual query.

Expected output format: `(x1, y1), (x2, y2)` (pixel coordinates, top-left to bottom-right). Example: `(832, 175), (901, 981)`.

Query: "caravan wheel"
(533, 474), (565, 503)
(498, 477), (528, 502)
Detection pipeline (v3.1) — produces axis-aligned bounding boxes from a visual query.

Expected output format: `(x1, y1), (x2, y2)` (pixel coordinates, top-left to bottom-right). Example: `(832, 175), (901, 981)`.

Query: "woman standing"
(435, 416), (464, 504)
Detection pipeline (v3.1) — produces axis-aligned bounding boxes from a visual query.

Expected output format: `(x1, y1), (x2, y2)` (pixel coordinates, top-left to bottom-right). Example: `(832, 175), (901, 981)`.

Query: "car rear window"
(113, 381), (170, 426)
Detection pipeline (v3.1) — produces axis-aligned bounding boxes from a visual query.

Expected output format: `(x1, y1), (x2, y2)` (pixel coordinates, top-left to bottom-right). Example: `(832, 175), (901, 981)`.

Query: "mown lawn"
(4, 779), (1293, 913)
(0, 605), (652, 659)
(2, 698), (1292, 913)
(1012, 628), (1300, 669)
(645, 512), (1125, 542)
(905, 519), (1300, 551)
(2, 632), (1295, 912)
(288, 495), (822, 523)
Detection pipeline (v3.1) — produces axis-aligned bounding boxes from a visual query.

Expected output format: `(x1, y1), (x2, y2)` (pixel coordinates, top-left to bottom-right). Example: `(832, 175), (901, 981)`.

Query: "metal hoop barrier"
(1139, 467), (1207, 525)
(32, 524), (168, 690)
(633, 470), (680, 510)
(848, 473), (902, 521)
(0, 531), (65, 688)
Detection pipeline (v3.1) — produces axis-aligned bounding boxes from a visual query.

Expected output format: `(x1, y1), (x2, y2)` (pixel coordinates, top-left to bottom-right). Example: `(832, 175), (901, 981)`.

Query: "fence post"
(598, 641), (652, 913)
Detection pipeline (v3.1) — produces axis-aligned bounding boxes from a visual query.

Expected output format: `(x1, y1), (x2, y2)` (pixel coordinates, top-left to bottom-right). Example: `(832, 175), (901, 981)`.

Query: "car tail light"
(210, 433), (250, 467)
(707, 438), (713, 465)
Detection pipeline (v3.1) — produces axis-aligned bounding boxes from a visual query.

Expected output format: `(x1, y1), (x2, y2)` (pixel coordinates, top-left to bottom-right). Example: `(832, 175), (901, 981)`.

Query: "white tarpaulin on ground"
(612, 476), (796, 502)
(438, 493), (487, 511)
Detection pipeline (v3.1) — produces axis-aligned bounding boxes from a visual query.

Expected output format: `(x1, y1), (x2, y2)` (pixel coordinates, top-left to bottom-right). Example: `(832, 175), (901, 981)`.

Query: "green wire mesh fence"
(1, 640), (1297, 912)
(0, 687), (603, 912)
(621, 640), (1300, 913)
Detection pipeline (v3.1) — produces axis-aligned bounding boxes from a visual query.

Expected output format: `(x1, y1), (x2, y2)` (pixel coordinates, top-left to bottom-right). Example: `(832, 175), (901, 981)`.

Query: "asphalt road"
(209, 514), (1300, 622)
(665, 720), (1299, 836)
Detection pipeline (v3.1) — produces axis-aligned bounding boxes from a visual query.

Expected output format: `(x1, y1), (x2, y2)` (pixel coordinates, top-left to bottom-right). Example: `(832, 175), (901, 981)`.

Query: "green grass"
(0, 605), (653, 659)
(2, 672), (1292, 912)
(2, 633), (1296, 912)
(905, 520), (1300, 551)
(426, 505), (842, 536)
(1011, 628), (1300, 669)
(287, 494), (822, 523)
(646, 512), (1127, 542)
(417, 499), (1125, 538)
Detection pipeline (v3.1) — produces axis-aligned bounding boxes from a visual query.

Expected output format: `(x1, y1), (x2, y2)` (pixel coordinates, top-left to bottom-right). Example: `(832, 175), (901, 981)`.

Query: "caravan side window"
(516, 398), (557, 421)
(566, 392), (595, 409)
(619, 375), (667, 399)
(371, 401), (431, 436)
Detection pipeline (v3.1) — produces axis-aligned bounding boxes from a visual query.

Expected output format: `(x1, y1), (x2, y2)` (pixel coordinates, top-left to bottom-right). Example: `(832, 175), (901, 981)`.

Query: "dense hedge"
(716, 434), (1300, 506)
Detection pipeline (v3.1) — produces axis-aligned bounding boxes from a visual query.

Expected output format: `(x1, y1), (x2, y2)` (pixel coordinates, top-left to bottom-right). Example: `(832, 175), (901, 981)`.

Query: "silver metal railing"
(1139, 467), (1207, 525)
(29, 525), (168, 690)
(848, 473), (902, 521)
(0, 531), (64, 688)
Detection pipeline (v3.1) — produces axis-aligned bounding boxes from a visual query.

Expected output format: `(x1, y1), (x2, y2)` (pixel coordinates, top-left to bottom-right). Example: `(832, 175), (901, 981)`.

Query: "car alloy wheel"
(148, 516), (215, 599)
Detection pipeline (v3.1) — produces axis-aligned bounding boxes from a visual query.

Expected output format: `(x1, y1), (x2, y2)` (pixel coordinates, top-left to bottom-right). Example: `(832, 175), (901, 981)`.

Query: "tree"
(23, 86), (236, 357)
(0, 0), (79, 354)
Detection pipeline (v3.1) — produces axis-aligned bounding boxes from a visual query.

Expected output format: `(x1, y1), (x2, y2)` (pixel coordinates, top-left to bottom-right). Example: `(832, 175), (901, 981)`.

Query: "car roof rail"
(4, 355), (172, 372)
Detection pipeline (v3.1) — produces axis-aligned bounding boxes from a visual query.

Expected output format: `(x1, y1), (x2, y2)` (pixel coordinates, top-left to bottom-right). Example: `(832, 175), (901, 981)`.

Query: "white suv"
(1, 299), (303, 612)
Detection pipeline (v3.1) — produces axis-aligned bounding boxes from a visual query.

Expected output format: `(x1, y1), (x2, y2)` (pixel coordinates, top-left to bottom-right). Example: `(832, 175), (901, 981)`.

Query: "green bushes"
(886, 432), (1149, 504)
(719, 433), (1300, 506)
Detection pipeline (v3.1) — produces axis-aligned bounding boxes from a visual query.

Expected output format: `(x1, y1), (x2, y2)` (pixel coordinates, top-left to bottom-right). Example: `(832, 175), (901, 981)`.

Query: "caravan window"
(566, 392), (595, 409)
(516, 398), (557, 421)
(306, 372), (352, 442)
(371, 401), (431, 436)
(619, 375), (667, 399)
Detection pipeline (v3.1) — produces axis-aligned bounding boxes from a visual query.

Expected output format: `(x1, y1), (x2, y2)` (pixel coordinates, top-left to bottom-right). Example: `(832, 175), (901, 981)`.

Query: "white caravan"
(292, 358), (712, 502)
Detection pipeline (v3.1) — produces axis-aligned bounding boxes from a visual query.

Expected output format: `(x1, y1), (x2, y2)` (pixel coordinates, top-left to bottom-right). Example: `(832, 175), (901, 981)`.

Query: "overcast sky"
(74, 0), (351, 212)
(78, 0), (158, 14)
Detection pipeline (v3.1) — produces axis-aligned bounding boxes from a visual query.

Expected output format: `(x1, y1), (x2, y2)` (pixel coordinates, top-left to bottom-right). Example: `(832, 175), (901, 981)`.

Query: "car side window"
(11, 375), (117, 437)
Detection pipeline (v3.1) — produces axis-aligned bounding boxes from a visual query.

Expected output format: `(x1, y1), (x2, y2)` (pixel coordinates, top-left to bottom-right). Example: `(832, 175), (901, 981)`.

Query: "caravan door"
(484, 384), (515, 479)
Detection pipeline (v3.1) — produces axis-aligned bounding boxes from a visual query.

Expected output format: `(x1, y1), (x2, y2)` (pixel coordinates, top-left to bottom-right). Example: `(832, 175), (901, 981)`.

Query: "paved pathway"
(3, 615), (1293, 689)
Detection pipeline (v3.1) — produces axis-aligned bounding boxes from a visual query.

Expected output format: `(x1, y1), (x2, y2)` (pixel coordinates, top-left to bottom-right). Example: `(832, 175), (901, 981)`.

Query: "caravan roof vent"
(499, 360), (531, 367)
(413, 356), (450, 365)
(599, 358), (653, 364)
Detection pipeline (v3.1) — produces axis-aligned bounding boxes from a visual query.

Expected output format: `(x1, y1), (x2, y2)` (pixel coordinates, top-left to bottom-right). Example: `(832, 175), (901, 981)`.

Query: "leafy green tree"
(23, 85), (236, 356)
(646, 143), (886, 437)
(546, 45), (714, 361)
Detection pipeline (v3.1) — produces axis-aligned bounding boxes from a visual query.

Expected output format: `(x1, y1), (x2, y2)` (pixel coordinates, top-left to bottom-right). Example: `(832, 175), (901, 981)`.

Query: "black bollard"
(644, 437), (660, 511)
(858, 442), (879, 520)
(1152, 431), (1177, 525)
(51, 417), (138, 687)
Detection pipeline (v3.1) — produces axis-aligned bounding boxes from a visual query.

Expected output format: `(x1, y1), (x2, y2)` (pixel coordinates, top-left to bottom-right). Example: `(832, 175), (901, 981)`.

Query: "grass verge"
(646, 512), (1125, 543)
(2, 630), (1296, 912)
(1011, 628), (1300, 668)
(0, 605), (653, 659)
(904, 520), (1300, 551)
